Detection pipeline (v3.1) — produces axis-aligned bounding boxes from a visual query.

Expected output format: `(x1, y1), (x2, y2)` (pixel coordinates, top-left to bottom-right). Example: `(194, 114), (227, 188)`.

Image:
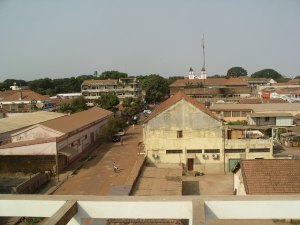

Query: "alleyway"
(54, 124), (144, 195)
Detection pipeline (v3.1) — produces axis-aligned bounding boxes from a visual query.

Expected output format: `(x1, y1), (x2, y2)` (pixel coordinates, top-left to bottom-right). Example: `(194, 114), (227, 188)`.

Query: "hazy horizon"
(0, 0), (299, 81)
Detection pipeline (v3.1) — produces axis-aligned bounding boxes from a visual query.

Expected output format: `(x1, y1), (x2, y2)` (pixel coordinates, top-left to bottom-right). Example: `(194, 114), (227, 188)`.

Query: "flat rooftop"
(132, 167), (182, 196)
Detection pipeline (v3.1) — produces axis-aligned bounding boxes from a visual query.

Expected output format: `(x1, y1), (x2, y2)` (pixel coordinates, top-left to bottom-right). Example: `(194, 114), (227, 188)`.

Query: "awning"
(186, 154), (196, 159)
(58, 147), (77, 157)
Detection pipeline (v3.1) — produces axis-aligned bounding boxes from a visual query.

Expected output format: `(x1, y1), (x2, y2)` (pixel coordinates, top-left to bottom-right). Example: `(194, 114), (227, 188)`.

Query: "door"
(90, 132), (95, 143)
(187, 158), (194, 171)
(229, 159), (239, 172)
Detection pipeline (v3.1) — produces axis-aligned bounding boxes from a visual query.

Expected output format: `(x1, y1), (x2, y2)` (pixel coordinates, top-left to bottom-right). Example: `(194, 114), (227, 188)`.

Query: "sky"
(0, 0), (299, 81)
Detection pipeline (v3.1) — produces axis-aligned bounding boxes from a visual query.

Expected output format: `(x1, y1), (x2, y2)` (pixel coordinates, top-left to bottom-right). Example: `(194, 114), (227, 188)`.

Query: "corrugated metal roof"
(0, 111), (66, 134)
(41, 107), (113, 134)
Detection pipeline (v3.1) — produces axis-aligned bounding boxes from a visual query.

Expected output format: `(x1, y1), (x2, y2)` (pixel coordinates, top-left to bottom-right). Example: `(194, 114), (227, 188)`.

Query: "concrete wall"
(11, 126), (61, 143)
(233, 170), (247, 195)
(0, 155), (56, 173)
(144, 100), (224, 173)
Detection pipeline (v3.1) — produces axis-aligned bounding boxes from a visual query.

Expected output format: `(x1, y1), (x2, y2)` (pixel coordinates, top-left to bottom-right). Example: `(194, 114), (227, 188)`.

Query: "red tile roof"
(41, 107), (113, 133)
(169, 77), (247, 87)
(1, 90), (51, 102)
(144, 91), (219, 123)
(287, 79), (300, 84)
(240, 159), (300, 195)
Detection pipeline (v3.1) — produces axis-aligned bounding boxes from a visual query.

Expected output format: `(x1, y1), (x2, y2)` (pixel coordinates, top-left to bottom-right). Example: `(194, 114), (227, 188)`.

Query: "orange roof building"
(233, 159), (300, 195)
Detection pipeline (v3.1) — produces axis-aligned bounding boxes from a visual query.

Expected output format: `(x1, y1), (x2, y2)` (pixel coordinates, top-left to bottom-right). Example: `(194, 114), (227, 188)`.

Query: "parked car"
(117, 129), (125, 136)
(143, 109), (151, 115)
(112, 134), (121, 142)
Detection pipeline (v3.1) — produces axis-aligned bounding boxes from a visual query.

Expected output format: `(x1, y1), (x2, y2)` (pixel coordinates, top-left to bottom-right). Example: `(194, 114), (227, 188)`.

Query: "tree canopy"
(95, 93), (119, 111)
(0, 79), (28, 91)
(227, 67), (248, 77)
(99, 71), (128, 79)
(139, 74), (169, 103)
(122, 97), (141, 119)
(57, 96), (87, 113)
(251, 69), (284, 81)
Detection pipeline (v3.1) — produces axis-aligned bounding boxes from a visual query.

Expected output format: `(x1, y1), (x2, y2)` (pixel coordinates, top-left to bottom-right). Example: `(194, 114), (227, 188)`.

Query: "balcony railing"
(1, 195), (300, 225)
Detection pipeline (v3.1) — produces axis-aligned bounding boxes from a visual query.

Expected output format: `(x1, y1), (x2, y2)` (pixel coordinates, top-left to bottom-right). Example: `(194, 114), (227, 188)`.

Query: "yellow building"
(143, 92), (273, 174)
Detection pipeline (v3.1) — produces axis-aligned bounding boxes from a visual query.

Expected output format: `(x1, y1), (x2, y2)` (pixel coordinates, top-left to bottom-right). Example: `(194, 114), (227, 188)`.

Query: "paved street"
(54, 124), (144, 195)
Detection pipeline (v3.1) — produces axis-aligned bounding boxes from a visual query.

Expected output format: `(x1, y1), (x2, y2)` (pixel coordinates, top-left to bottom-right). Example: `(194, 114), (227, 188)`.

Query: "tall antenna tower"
(200, 33), (207, 79)
(202, 33), (206, 71)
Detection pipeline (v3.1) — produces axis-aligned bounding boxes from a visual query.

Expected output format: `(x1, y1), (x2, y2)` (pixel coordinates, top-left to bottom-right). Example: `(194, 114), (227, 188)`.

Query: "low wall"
(13, 172), (50, 194)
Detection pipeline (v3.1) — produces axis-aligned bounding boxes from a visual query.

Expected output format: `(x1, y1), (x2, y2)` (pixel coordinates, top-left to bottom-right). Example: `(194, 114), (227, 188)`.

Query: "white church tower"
(188, 67), (199, 79)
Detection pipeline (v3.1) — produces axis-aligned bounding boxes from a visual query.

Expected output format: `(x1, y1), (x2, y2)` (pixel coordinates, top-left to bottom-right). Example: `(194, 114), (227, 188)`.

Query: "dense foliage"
(227, 67), (248, 77)
(138, 74), (169, 103)
(95, 93), (119, 111)
(57, 96), (88, 113)
(99, 117), (127, 139)
(251, 69), (284, 81)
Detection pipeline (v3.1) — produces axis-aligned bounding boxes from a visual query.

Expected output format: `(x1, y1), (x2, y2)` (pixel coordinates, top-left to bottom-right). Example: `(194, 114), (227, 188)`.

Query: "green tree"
(0, 79), (28, 90)
(209, 74), (226, 78)
(168, 76), (184, 85)
(99, 71), (128, 79)
(95, 93), (119, 111)
(99, 117), (126, 139)
(122, 97), (141, 119)
(227, 67), (248, 77)
(141, 74), (169, 103)
(251, 69), (284, 81)
(57, 103), (72, 113)
(70, 96), (88, 113)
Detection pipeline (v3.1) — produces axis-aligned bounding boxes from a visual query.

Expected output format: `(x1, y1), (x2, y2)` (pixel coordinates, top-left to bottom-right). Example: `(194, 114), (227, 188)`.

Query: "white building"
(81, 78), (142, 106)
(0, 107), (113, 173)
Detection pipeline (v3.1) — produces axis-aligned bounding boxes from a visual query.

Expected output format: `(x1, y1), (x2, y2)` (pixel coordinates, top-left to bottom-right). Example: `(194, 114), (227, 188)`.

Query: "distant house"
(280, 126), (300, 147)
(81, 78), (142, 106)
(247, 78), (276, 89)
(143, 92), (273, 173)
(247, 113), (294, 126)
(0, 89), (54, 112)
(0, 107), (113, 173)
(233, 159), (300, 195)
(210, 103), (300, 122)
(169, 77), (250, 103)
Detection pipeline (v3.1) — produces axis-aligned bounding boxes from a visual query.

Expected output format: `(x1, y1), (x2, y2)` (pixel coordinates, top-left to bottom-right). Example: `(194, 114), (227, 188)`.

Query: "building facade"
(0, 107), (113, 173)
(81, 78), (142, 106)
(143, 92), (273, 174)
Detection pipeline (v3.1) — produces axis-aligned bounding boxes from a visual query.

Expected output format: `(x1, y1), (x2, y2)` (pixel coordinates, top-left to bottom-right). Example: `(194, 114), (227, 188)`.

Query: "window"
(177, 130), (183, 138)
(249, 148), (270, 152)
(204, 149), (220, 153)
(187, 149), (202, 153)
(232, 111), (240, 117)
(223, 111), (231, 117)
(241, 111), (249, 117)
(166, 150), (183, 154)
(265, 117), (270, 122)
(225, 149), (245, 153)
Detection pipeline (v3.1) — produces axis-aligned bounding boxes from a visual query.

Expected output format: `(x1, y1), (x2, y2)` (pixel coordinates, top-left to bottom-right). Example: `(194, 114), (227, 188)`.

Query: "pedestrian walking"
(113, 161), (118, 173)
